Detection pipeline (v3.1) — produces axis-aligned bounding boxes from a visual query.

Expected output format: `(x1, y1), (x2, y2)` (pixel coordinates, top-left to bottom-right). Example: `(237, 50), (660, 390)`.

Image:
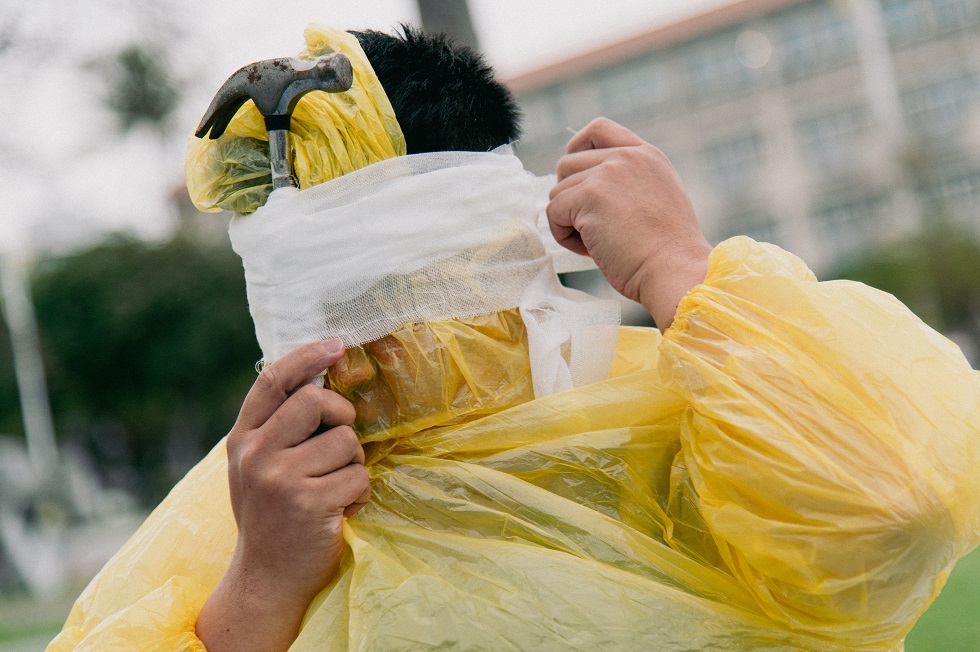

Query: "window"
(780, 5), (855, 78)
(703, 132), (766, 195)
(599, 57), (672, 118)
(717, 211), (785, 247)
(935, 169), (980, 225)
(903, 74), (980, 137)
(687, 34), (752, 100)
(813, 195), (887, 260)
(518, 89), (568, 144)
(797, 106), (867, 176)
(882, 0), (978, 40)
(927, 0), (980, 30)
(882, 0), (930, 41)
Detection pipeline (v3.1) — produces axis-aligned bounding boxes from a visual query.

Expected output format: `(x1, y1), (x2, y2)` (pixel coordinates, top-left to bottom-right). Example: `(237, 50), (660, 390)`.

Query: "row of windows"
(519, 0), (979, 141)
(796, 106), (869, 174)
(711, 195), (887, 258)
(714, 166), (979, 261)
(700, 116), (862, 191)
(698, 71), (978, 190)
(884, 0), (980, 42)
(779, 4), (855, 78)
(702, 133), (766, 192)
(934, 169), (980, 223)
(812, 195), (888, 259)
(712, 196), (886, 261)
(903, 74), (980, 136)
(598, 57), (672, 119)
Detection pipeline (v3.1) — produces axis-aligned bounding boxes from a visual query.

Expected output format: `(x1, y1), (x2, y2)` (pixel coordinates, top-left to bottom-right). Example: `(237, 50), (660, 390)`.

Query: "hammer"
(195, 54), (354, 190)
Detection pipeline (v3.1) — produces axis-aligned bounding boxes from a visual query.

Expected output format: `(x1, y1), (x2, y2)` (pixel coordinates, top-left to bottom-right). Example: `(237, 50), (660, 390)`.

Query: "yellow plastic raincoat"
(50, 23), (980, 652)
(48, 238), (980, 651)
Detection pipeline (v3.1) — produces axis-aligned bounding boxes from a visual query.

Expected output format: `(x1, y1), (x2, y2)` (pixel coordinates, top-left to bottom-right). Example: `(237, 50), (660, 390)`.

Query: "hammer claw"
(194, 53), (355, 188)
(195, 95), (249, 140)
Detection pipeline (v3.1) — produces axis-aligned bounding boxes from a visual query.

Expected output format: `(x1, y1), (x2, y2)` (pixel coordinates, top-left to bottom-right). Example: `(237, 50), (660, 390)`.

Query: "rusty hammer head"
(194, 53), (354, 190)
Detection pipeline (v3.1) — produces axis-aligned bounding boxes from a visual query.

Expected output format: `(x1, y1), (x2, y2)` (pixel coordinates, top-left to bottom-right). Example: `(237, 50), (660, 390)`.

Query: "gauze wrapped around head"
(184, 24), (406, 214)
(189, 22), (620, 402)
(229, 147), (620, 398)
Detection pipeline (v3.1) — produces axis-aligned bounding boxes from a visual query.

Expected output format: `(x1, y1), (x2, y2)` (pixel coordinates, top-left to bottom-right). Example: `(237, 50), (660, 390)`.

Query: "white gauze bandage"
(229, 147), (621, 397)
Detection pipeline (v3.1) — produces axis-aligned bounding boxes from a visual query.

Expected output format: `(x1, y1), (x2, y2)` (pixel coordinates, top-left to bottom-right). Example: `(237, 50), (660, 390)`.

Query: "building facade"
(509, 0), (980, 274)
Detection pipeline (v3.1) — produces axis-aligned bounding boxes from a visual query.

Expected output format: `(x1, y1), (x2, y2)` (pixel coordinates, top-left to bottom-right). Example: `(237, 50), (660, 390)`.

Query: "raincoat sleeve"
(658, 236), (980, 646)
(47, 442), (235, 652)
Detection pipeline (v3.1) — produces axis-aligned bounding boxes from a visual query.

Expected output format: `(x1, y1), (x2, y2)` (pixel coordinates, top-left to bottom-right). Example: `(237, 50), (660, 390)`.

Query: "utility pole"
(0, 251), (58, 483)
(416, 0), (481, 51)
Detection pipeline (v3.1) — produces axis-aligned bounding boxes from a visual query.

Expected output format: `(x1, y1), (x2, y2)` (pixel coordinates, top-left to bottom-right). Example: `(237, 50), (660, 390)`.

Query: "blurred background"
(0, 0), (977, 649)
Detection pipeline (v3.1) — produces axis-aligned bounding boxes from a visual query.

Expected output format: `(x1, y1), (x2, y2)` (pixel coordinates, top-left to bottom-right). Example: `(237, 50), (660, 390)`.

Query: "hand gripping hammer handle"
(194, 53), (354, 190)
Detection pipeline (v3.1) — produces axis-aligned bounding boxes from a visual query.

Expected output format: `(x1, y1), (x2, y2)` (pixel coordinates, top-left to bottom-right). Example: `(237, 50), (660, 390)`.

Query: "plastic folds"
(326, 309), (535, 445)
(49, 238), (980, 651)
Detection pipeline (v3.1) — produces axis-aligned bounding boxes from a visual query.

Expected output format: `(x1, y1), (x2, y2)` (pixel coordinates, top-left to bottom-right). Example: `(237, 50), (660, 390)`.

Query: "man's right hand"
(547, 118), (712, 330)
(197, 339), (370, 652)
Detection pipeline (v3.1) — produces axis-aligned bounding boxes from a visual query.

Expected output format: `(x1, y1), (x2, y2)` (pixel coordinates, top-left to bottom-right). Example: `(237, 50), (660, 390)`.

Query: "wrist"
(233, 541), (329, 613)
(197, 551), (315, 652)
(633, 239), (712, 332)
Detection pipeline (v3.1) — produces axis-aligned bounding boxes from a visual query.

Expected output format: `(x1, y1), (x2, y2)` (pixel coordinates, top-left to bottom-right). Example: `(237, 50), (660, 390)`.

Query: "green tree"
(25, 235), (259, 503)
(106, 44), (179, 133)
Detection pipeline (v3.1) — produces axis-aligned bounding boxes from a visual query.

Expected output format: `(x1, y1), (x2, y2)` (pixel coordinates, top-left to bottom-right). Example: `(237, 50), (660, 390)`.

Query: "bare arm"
(196, 340), (370, 651)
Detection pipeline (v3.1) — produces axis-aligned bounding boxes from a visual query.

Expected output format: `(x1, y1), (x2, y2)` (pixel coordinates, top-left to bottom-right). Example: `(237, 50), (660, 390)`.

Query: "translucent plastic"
(48, 238), (980, 651)
(184, 24), (406, 214)
(326, 309), (534, 445)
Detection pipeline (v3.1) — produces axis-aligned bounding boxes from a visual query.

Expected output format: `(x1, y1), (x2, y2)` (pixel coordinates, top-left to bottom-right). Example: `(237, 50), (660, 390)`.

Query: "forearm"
(199, 340), (369, 650)
(197, 556), (315, 652)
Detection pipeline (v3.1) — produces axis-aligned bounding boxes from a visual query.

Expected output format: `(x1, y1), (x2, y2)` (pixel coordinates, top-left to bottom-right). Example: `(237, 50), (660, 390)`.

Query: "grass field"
(2, 546), (978, 651)
(905, 545), (980, 651)
(0, 589), (75, 652)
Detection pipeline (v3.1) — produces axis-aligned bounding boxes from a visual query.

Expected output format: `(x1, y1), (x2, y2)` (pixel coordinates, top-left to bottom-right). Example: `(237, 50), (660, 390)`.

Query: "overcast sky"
(189, 1), (729, 78)
(0, 0), (730, 252)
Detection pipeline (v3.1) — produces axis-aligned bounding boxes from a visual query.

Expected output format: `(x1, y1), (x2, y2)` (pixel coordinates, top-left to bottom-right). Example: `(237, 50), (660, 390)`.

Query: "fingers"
(548, 131), (671, 261)
(550, 229), (589, 258)
(261, 384), (357, 449)
(548, 214), (590, 257)
(547, 167), (589, 226)
(287, 424), (365, 477)
(554, 148), (614, 185)
(313, 463), (372, 518)
(566, 117), (645, 154)
(237, 340), (345, 432)
(546, 174), (592, 257)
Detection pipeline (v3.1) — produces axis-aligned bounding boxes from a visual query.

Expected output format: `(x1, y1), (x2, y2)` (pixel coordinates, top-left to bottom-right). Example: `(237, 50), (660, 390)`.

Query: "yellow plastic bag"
(184, 24), (406, 214)
(326, 309), (535, 445)
(49, 238), (980, 651)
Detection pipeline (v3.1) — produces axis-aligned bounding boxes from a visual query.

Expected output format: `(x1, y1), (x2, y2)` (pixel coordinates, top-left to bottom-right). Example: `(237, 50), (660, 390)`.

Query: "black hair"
(350, 24), (521, 154)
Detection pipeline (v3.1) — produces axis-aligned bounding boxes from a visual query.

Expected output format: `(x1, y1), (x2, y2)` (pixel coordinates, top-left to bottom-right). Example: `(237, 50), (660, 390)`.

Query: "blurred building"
(509, 0), (980, 273)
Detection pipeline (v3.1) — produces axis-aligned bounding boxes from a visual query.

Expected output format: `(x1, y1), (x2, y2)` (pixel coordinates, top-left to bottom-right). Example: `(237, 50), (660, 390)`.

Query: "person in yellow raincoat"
(50, 24), (979, 652)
